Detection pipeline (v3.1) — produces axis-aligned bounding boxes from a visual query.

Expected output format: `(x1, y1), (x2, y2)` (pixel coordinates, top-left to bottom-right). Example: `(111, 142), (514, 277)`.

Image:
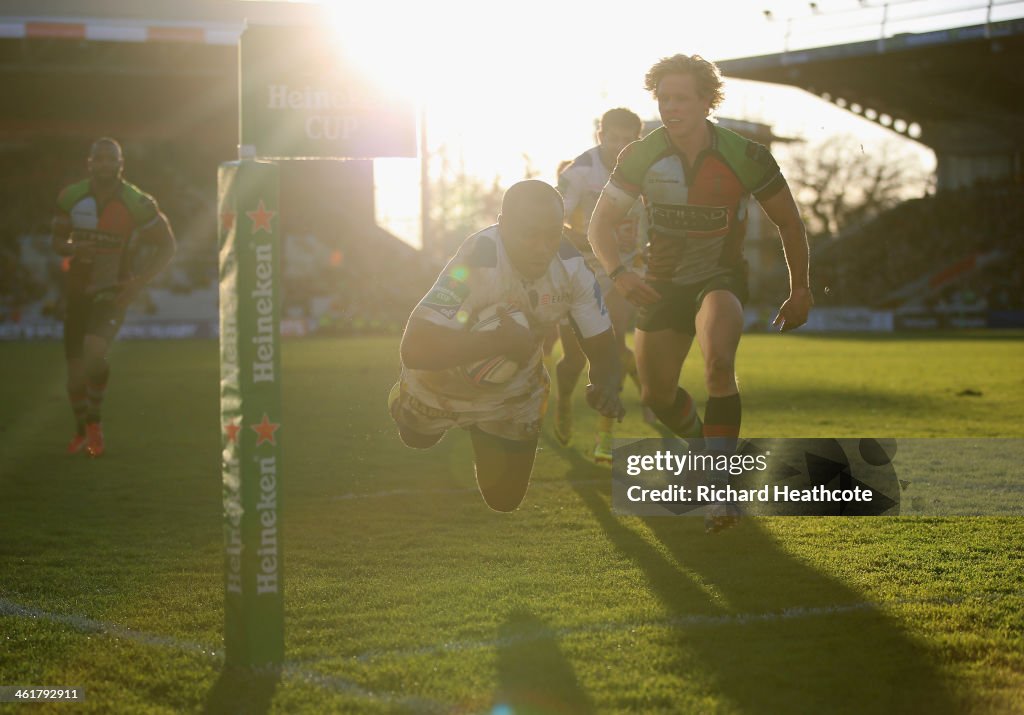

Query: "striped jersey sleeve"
(713, 126), (786, 201)
(609, 128), (671, 198)
(120, 182), (161, 229)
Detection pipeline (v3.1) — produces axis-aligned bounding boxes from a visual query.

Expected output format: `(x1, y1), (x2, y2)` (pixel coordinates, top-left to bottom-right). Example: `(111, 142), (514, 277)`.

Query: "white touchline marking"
(6, 592), (1015, 704)
(0, 598), (222, 659)
(345, 601), (881, 663)
(0, 598), (448, 712)
(309, 593), (1002, 665)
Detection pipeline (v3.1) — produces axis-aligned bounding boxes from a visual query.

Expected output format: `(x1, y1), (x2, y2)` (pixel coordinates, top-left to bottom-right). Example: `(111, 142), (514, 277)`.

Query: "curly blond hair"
(644, 54), (724, 109)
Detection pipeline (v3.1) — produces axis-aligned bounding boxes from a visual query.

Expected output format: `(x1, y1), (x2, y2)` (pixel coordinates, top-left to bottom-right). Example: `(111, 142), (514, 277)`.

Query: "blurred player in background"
(389, 180), (624, 512)
(589, 55), (812, 531)
(52, 138), (176, 457)
(555, 108), (652, 464)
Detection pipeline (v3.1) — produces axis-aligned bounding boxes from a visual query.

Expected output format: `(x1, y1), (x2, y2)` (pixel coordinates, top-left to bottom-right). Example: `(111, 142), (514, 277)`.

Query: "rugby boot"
(66, 432), (87, 455)
(593, 430), (614, 465)
(85, 422), (105, 458)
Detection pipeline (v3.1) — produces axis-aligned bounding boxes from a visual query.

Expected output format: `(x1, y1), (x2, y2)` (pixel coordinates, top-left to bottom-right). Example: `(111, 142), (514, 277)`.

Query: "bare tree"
(779, 134), (933, 239)
(423, 143), (504, 262)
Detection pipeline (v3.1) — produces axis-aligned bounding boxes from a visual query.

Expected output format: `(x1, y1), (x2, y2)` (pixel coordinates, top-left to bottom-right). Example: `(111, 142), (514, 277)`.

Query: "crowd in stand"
(811, 181), (1024, 310)
(281, 228), (439, 335)
(3, 137), (1022, 328)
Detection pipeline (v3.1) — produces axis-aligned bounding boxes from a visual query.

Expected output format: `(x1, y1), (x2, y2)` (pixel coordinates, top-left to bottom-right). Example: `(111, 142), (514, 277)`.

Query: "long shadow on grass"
(744, 384), (937, 414)
(202, 667), (279, 715)
(491, 608), (596, 715)
(552, 438), (959, 714)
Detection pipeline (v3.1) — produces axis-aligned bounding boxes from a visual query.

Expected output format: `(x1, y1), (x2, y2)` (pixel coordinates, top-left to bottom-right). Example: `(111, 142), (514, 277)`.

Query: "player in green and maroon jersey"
(52, 138), (176, 457)
(588, 55), (812, 531)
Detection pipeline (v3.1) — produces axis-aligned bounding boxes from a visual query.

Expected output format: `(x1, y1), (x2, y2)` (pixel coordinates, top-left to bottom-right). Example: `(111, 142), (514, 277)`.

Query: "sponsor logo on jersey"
(73, 229), (125, 253)
(650, 203), (729, 233)
(421, 275), (470, 319)
(538, 292), (572, 306)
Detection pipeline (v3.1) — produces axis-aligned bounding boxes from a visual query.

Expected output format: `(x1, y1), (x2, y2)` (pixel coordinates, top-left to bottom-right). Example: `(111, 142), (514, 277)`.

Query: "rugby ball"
(460, 303), (529, 386)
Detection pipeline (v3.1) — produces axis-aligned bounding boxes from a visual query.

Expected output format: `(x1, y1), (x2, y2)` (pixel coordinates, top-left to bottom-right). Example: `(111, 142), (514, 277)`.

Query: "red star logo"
(224, 421), (241, 444)
(250, 413), (280, 447)
(246, 199), (275, 235)
(220, 211), (235, 232)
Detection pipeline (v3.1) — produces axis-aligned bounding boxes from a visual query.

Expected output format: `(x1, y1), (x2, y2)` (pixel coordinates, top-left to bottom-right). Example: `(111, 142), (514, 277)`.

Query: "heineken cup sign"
(239, 25), (416, 159)
(218, 160), (284, 667)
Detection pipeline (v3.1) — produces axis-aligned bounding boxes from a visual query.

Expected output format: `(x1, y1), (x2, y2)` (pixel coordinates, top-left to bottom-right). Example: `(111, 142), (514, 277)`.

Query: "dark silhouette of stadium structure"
(718, 17), (1024, 316)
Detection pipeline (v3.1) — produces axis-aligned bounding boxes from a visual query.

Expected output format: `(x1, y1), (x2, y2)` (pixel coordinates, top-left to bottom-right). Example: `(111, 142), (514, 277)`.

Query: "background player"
(555, 108), (651, 464)
(389, 180), (624, 512)
(588, 55), (812, 530)
(52, 138), (176, 457)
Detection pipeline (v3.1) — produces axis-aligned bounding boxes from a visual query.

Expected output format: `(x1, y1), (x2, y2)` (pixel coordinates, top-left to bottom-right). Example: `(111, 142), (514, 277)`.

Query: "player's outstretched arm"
(401, 314), (537, 372)
(760, 183), (813, 332)
(580, 328), (625, 421)
(117, 212), (176, 308)
(589, 193), (660, 307)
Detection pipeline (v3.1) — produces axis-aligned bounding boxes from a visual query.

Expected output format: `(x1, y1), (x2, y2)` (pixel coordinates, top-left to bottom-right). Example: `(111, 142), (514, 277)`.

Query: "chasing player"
(389, 180), (624, 512)
(555, 108), (651, 464)
(53, 138), (176, 457)
(588, 55), (812, 531)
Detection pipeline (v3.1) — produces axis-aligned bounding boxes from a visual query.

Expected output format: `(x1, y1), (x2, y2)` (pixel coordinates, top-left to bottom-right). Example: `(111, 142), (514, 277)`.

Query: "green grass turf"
(0, 332), (1022, 713)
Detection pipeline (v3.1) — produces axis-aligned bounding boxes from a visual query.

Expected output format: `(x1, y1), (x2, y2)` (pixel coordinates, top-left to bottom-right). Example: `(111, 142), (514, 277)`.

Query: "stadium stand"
(811, 181), (1023, 309)
(720, 13), (1024, 328)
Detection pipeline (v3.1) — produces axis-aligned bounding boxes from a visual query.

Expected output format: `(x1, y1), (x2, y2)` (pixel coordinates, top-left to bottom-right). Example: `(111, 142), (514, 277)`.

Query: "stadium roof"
(717, 18), (1024, 155)
(0, 0), (322, 45)
(0, 1), (324, 143)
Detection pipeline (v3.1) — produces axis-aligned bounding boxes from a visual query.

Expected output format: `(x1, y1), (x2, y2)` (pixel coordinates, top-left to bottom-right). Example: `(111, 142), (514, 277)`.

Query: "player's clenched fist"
(586, 381), (625, 421)
(613, 271), (660, 307)
(494, 309), (539, 365)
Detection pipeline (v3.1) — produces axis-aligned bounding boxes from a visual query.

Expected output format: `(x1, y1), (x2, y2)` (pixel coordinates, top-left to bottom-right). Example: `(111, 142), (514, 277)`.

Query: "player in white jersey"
(554, 108), (651, 464)
(389, 180), (624, 512)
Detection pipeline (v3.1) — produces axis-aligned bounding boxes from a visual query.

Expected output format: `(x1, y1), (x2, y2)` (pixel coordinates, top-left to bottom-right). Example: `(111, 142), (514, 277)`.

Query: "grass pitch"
(1, 332), (1022, 713)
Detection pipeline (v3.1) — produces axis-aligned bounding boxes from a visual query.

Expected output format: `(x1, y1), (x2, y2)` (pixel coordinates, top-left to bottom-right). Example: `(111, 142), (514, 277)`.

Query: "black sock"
(650, 387), (703, 439)
(703, 393), (741, 454)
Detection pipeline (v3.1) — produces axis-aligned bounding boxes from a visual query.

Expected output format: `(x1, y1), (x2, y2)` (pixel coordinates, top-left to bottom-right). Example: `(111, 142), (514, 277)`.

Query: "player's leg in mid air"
(395, 424), (445, 450)
(591, 288), (635, 463)
(387, 381), (446, 449)
(77, 290), (129, 457)
(64, 357), (89, 455)
(695, 289), (744, 440)
(62, 300), (90, 454)
(635, 328), (702, 440)
(607, 289), (656, 425)
(469, 428), (538, 513)
(694, 288), (745, 533)
(634, 283), (704, 440)
(80, 334), (111, 457)
(553, 321), (586, 446)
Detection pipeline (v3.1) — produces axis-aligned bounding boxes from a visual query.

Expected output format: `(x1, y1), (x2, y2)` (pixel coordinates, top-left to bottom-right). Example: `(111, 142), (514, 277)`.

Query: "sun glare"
(316, 0), (939, 248)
